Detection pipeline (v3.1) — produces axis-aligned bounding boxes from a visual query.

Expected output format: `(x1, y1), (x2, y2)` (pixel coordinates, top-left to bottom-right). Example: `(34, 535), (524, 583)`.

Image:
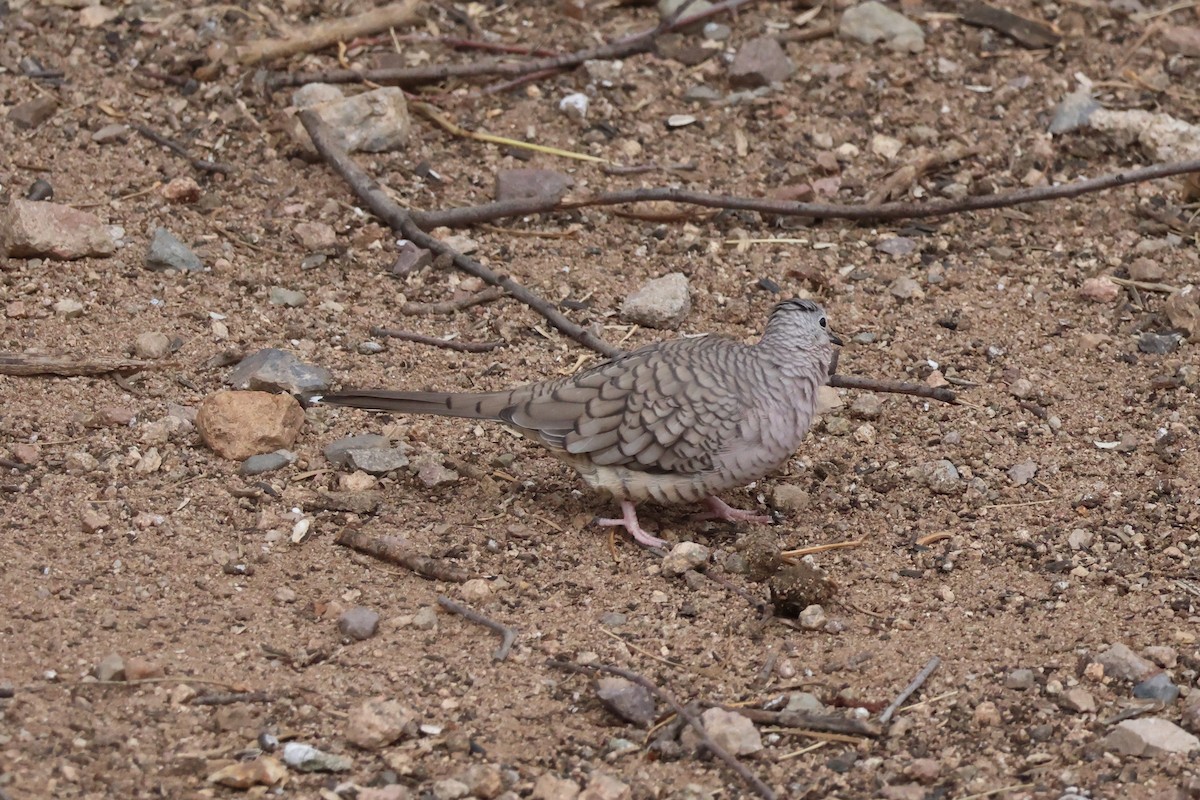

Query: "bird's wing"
(501, 337), (748, 475)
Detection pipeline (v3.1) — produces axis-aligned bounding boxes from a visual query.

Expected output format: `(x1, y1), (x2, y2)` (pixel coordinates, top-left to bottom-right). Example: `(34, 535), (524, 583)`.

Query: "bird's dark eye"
(819, 317), (827, 328)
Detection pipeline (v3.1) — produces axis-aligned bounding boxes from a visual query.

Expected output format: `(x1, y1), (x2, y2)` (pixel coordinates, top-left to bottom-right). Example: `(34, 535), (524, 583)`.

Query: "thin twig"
(828, 375), (957, 405)
(730, 707), (882, 738)
(299, 110), (620, 357)
(370, 327), (507, 353)
(413, 158), (1200, 229)
(400, 286), (506, 315)
(268, 0), (755, 89)
(131, 123), (234, 175)
(780, 539), (863, 560)
(437, 595), (516, 661)
(1108, 275), (1179, 294)
(336, 529), (470, 582)
(878, 657), (941, 725)
(550, 660), (777, 800)
(190, 691), (272, 705)
(239, 0), (422, 64)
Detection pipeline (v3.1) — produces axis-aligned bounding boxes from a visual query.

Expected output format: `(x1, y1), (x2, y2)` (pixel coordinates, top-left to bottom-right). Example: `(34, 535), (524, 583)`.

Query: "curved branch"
(414, 158), (1200, 229)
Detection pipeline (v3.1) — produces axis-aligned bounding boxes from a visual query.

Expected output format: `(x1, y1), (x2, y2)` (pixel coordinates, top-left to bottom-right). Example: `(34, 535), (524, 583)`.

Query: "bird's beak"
(829, 331), (844, 347)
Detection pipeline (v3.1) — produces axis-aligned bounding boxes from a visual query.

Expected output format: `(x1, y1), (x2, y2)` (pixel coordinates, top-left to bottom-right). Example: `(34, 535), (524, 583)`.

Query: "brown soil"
(2, 2), (1199, 799)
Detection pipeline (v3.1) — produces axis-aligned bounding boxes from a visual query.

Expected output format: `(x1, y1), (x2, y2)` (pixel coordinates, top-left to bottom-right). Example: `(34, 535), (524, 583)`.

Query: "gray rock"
(2, 199), (116, 260)
(1165, 285), (1199, 336)
(357, 341), (385, 355)
(798, 604), (827, 630)
(1182, 693), (1200, 734)
(599, 612), (627, 627)
(922, 460), (961, 495)
(268, 286), (308, 307)
(596, 676), (657, 726)
(1138, 331), (1181, 354)
(293, 82), (345, 108)
(146, 227), (203, 272)
(683, 85), (722, 103)
(338, 606), (380, 641)
(1007, 461), (1038, 486)
(323, 434), (389, 466)
(239, 449), (297, 476)
(657, 0), (713, 29)
(839, 1), (925, 53)
(1133, 673), (1180, 703)
(1096, 643), (1157, 682)
(889, 276), (924, 300)
(432, 779), (470, 800)
(226, 348), (332, 394)
(346, 447), (410, 475)
(876, 237), (917, 256)
(92, 123), (130, 144)
(1104, 718), (1199, 756)
(1005, 668), (1036, 690)
(95, 653), (126, 682)
(699, 707), (762, 755)
(414, 457), (459, 488)
(620, 272), (691, 329)
(1059, 687), (1096, 713)
(494, 169), (574, 203)
(281, 742), (353, 772)
(291, 86), (411, 154)
(661, 542), (710, 575)
(411, 605), (439, 631)
(345, 697), (417, 750)
(849, 394), (883, 420)
(785, 692), (826, 714)
(8, 96), (57, 130)
(703, 22), (731, 41)
(770, 484), (810, 514)
(391, 240), (433, 276)
(292, 221), (337, 251)
(728, 36), (795, 88)
(133, 331), (172, 359)
(1048, 86), (1100, 135)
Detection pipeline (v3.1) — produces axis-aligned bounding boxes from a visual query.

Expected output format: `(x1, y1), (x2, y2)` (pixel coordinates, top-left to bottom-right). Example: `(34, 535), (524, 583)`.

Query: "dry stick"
(370, 327), (506, 353)
(400, 285), (506, 315)
(131, 123), (235, 175)
(877, 656), (941, 725)
(437, 596), (517, 661)
(829, 374), (956, 405)
(335, 528), (470, 582)
(239, 0), (422, 64)
(414, 158), (1200, 229)
(268, 0), (756, 88)
(191, 691), (272, 706)
(299, 110), (621, 358)
(0, 353), (164, 377)
(551, 660), (777, 800)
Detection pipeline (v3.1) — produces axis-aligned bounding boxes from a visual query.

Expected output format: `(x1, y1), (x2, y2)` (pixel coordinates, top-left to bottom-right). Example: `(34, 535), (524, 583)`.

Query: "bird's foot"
(596, 500), (668, 549)
(692, 495), (773, 525)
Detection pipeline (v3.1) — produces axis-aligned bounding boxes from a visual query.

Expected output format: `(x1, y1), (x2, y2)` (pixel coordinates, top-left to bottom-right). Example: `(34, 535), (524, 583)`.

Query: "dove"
(316, 298), (841, 548)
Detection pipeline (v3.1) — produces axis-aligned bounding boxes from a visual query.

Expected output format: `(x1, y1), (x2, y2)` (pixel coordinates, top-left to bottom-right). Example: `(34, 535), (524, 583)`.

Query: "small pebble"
(338, 607), (381, 641)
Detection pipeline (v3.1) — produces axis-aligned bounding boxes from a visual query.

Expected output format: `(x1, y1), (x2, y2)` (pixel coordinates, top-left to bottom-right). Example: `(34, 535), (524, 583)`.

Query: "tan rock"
(3, 199), (116, 260)
(196, 391), (304, 460)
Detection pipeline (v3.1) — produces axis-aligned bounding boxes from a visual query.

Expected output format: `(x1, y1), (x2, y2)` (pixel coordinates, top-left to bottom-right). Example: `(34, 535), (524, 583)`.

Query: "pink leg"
(596, 500), (668, 549)
(691, 495), (773, 525)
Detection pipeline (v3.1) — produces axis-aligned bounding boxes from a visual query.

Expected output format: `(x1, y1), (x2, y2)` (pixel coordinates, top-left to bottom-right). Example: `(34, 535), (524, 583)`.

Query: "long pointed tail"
(314, 389), (512, 421)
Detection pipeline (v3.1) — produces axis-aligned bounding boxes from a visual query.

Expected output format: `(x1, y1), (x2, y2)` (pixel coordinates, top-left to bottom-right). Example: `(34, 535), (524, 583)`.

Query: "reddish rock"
(195, 391), (305, 460)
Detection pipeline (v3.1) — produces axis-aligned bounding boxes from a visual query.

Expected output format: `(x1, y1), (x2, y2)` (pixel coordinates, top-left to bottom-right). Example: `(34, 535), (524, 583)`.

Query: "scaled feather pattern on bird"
(316, 298), (841, 548)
